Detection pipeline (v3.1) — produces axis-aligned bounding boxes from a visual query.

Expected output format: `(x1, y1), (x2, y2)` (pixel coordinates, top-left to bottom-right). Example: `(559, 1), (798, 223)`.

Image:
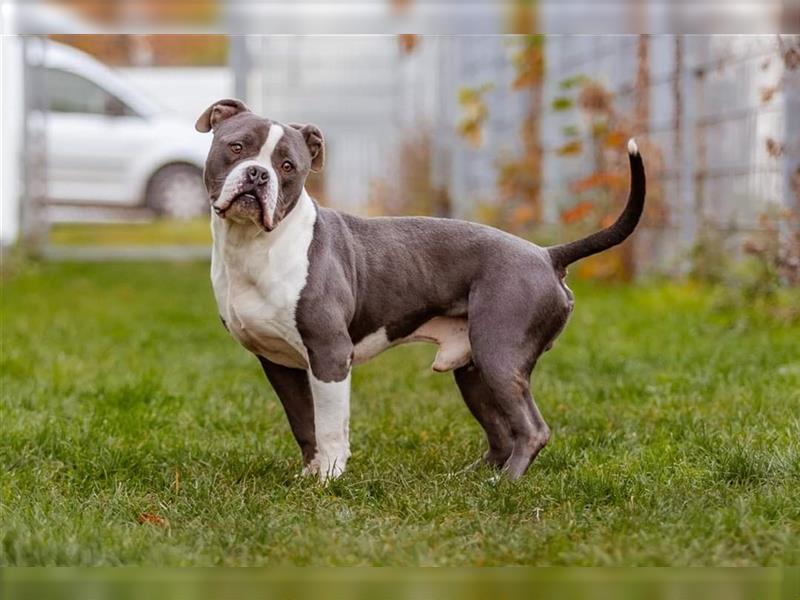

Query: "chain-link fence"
(7, 34), (798, 275)
(442, 35), (798, 272)
(238, 34), (797, 273)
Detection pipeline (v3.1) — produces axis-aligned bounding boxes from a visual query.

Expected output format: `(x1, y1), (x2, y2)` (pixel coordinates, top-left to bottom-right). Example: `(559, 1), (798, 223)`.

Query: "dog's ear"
(289, 123), (325, 172)
(195, 99), (250, 133)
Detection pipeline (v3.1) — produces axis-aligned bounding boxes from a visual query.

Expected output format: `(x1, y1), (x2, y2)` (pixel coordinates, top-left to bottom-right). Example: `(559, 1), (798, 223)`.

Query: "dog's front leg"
(258, 355), (351, 482)
(302, 332), (353, 482)
(305, 370), (351, 482)
(258, 357), (317, 470)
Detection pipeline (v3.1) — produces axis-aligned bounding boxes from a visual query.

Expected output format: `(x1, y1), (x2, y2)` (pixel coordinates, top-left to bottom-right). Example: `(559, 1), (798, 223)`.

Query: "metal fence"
(238, 34), (797, 271)
(452, 35), (798, 270)
(9, 34), (798, 272)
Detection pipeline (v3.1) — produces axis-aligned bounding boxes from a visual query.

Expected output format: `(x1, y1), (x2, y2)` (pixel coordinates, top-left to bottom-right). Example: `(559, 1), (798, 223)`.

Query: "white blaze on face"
(214, 124), (285, 227)
(258, 124), (285, 226)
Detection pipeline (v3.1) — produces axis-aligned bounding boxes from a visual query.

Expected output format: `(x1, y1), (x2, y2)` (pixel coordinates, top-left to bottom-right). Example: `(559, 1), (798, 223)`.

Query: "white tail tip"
(627, 138), (639, 156)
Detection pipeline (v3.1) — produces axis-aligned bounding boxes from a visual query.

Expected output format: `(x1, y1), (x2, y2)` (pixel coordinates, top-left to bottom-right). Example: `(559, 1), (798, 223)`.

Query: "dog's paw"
(300, 453), (347, 483)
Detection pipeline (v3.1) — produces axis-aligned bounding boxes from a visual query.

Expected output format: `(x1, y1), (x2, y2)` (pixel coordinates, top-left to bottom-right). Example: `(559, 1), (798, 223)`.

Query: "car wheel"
(146, 164), (207, 219)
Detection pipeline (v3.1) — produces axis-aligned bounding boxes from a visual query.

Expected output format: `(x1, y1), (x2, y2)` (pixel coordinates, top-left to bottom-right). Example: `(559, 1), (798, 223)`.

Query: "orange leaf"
(576, 251), (625, 280)
(603, 130), (628, 149)
(397, 34), (419, 55)
(766, 138), (784, 158)
(560, 201), (593, 224)
(512, 204), (537, 225)
(137, 513), (169, 527)
(600, 213), (617, 228)
(569, 171), (626, 194)
(557, 140), (583, 156)
(760, 85), (778, 103)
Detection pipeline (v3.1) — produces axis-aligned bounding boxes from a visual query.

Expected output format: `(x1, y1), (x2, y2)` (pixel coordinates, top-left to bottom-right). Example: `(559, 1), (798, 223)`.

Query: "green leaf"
(559, 74), (588, 90)
(551, 97), (574, 111)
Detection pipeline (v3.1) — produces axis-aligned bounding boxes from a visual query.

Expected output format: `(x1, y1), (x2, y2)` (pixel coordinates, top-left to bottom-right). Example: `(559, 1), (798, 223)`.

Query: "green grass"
(49, 219), (211, 247)
(1, 261), (798, 566)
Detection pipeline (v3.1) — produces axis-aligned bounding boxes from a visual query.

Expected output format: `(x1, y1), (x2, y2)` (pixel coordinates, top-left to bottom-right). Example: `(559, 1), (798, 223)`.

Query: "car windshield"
(41, 43), (165, 119)
(39, 68), (139, 117)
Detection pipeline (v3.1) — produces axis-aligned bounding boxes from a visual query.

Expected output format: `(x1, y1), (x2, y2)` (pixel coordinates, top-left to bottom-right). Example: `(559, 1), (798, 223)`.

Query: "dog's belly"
(353, 316), (472, 372)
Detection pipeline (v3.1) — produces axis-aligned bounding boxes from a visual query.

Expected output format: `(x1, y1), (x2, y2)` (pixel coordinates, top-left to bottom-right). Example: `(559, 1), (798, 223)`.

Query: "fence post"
(780, 36), (800, 215)
(628, 34), (651, 278)
(230, 36), (249, 103)
(225, 0), (250, 103)
(678, 35), (699, 269)
(19, 36), (49, 256)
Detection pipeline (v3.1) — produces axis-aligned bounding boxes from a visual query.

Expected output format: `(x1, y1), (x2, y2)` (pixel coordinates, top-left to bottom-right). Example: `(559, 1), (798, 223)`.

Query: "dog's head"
(195, 99), (324, 231)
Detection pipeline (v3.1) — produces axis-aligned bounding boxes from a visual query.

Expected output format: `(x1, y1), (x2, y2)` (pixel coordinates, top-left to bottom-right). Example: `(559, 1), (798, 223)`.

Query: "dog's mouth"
(213, 192), (273, 231)
(213, 192), (257, 216)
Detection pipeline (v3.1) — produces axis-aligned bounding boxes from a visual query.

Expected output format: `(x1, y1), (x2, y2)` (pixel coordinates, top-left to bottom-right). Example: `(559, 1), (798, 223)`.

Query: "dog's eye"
(281, 160), (294, 173)
(229, 143), (243, 154)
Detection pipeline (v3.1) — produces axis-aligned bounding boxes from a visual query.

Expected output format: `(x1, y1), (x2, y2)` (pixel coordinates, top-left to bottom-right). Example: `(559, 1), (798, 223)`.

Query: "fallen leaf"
(137, 513), (169, 527)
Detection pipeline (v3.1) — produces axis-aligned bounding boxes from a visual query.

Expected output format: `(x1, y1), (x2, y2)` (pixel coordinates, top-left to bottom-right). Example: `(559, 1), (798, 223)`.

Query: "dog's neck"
(211, 188), (317, 271)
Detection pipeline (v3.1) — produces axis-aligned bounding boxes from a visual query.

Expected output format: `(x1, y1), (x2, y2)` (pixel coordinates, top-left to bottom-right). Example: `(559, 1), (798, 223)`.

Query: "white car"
(39, 41), (210, 219)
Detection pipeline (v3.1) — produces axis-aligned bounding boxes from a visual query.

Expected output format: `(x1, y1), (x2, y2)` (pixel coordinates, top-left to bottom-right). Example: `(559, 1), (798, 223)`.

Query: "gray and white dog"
(196, 98), (646, 481)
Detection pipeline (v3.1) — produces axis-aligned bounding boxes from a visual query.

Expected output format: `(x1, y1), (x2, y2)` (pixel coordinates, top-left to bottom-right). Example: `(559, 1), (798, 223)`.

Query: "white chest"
(211, 192), (317, 369)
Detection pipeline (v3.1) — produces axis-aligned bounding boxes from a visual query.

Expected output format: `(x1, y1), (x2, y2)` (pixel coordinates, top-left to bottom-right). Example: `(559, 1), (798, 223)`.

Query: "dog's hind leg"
(467, 278), (559, 480)
(453, 363), (513, 469)
(475, 360), (550, 481)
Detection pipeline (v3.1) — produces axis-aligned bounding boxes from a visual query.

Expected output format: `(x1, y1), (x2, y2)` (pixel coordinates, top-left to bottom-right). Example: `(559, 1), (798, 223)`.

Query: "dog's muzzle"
(212, 165), (275, 230)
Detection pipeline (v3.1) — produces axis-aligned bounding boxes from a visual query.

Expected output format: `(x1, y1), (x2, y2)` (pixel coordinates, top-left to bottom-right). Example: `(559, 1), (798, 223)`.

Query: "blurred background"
(1, 1), (798, 287)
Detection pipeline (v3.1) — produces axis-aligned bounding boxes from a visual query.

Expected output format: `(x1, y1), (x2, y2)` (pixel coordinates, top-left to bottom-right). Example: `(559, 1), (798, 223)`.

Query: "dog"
(195, 98), (645, 481)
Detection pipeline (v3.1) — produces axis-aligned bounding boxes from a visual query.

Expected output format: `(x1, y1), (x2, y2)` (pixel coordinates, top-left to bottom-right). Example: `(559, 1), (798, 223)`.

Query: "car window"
(40, 68), (139, 117)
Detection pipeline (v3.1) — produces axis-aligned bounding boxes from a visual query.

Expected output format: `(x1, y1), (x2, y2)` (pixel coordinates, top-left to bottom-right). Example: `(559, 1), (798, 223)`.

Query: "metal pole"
(678, 35), (698, 269)
(780, 36), (800, 216)
(224, 0), (250, 103)
(19, 35), (49, 255)
(230, 36), (250, 102)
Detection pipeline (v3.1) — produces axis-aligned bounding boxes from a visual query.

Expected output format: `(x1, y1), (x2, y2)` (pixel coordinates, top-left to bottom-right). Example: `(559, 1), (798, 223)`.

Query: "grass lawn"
(1, 260), (798, 566)
(49, 219), (211, 247)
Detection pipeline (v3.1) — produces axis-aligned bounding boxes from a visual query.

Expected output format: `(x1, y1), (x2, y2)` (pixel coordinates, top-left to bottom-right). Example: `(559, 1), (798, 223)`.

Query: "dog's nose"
(247, 165), (270, 186)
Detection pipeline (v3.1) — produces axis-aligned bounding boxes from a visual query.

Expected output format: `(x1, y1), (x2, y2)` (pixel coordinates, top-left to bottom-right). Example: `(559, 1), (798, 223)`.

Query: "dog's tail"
(547, 139), (646, 271)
